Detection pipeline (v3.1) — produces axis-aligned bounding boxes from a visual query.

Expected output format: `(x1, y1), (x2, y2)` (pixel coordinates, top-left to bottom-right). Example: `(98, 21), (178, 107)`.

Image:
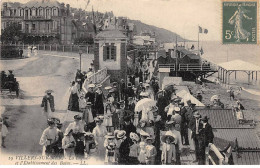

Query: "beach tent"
(176, 90), (205, 107)
(162, 77), (183, 89)
(218, 59), (260, 84)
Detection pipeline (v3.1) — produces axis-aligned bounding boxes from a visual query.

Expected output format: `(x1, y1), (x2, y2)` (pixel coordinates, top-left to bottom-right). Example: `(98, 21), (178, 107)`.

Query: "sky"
(0, 0), (242, 41)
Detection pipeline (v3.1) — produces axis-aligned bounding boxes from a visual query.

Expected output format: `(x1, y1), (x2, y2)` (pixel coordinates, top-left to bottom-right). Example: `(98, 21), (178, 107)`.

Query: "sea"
(164, 41), (260, 96)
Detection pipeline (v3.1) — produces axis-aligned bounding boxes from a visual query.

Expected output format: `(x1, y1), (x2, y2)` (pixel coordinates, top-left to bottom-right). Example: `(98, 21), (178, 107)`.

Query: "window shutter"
(103, 45), (107, 61)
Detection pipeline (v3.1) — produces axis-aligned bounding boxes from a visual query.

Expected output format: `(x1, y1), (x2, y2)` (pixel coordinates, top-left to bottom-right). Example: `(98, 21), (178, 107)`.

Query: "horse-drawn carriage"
(0, 71), (19, 97)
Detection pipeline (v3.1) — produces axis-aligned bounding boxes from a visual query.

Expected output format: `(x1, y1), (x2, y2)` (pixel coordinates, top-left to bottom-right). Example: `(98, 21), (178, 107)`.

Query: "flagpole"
(176, 35), (178, 77)
(198, 25), (200, 56)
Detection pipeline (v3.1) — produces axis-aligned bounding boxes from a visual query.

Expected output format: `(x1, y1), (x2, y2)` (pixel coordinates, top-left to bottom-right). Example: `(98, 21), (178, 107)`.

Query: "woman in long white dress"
(92, 117), (107, 159)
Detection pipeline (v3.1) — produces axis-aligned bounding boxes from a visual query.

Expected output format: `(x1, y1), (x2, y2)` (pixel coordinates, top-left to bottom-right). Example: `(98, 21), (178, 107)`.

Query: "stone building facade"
(1, 0), (75, 44)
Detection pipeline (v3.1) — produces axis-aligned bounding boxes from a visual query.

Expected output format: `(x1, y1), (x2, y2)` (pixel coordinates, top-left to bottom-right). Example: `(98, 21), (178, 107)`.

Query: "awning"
(218, 59), (260, 71)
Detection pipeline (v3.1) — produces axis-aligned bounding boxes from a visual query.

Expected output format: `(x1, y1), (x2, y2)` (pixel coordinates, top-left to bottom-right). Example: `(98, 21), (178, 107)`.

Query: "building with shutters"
(93, 29), (128, 83)
(1, 0), (75, 44)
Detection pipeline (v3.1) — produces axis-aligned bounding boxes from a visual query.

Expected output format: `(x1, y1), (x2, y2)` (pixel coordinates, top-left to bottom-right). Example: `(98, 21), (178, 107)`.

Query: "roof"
(95, 29), (127, 39)
(178, 48), (194, 55)
(218, 59), (260, 71)
(232, 151), (260, 165)
(22, 0), (61, 8)
(184, 54), (200, 60)
(213, 128), (260, 149)
(162, 77), (183, 88)
(5, 2), (22, 8)
(198, 109), (240, 128)
(157, 49), (166, 58)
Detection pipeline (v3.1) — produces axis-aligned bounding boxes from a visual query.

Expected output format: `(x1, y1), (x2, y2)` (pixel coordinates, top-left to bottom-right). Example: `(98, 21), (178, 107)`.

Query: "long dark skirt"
(68, 93), (79, 112)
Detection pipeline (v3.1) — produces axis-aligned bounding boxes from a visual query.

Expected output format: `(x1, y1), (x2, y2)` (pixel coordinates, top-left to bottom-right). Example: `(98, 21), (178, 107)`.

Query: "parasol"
(211, 95), (219, 102)
(135, 98), (156, 112)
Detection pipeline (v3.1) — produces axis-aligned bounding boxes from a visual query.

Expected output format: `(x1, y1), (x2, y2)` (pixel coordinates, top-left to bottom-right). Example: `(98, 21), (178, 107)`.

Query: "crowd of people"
(39, 66), (217, 165)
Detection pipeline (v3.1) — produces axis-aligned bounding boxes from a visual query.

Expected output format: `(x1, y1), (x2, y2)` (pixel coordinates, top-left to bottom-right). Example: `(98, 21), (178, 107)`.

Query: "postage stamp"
(222, 0), (259, 44)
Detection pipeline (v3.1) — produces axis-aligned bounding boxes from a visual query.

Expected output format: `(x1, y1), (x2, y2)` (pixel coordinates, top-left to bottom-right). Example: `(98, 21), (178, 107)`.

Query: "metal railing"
(179, 64), (218, 71)
(158, 64), (175, 71)
(82, 67), (108, 92)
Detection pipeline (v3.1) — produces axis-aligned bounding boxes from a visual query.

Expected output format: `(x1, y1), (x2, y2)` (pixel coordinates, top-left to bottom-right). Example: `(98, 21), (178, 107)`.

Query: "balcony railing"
(83, 68), (108, 92)
(157, 63), (218, 72)
(179, 64), (217, 71)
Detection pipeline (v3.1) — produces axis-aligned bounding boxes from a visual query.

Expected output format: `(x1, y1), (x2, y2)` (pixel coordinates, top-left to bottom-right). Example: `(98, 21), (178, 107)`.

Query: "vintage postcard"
(0, 0), (260, 166)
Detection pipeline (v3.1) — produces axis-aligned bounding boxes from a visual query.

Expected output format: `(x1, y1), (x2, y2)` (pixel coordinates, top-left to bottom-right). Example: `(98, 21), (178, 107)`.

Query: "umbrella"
(135, 98), (156, 112)
(210, 95), (219, 102)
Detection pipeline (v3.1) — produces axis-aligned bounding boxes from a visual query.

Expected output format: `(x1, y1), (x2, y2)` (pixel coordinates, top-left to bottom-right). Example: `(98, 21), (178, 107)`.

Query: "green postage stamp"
(222, 0), (259, 44)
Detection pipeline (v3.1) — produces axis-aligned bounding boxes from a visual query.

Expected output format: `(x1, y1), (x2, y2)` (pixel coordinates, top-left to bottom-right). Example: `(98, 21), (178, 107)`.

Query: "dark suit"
(189, 117), (203, 160)
(180, 107), (189, 145)
(198, 123), (214, 165)
(157, 96), (168, 122)
(118, 138), (131, 164)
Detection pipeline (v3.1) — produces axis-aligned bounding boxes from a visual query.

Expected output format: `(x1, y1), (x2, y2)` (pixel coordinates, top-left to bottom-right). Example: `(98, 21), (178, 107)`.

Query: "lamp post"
(79, 49), (83, 72)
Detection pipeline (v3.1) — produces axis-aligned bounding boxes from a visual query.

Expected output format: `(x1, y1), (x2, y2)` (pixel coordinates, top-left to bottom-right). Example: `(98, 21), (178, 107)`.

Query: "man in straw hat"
(104, 132), (117, 164)
(117, 130), (131, 164)
(122, 116), (136, 139)
(178, 101), (189, 145)
(156, 90), (168, 122)
(85, 83), (96, 116)
(39, 118), (59, 156)
(189, 110), (202, 163)
(161, 131), (179, 165)
(94, 84), (105, 115)
(197, 116), (214, 165)
(125, 83), (135, 106)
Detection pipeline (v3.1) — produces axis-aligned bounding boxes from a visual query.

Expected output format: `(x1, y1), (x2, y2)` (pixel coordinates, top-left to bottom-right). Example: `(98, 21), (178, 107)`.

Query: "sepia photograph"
(0, 0), (260, 165)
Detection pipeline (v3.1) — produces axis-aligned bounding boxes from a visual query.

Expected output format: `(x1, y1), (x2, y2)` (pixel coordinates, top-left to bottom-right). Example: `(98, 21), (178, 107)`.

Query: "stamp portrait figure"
(228, 4), (252, 42)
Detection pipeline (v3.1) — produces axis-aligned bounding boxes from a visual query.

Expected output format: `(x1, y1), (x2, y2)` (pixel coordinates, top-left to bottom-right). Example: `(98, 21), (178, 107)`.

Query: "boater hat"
(117, 130), (126, 139)
(139, 129), (150, 137)
(105, 86), (113, 90)
(88, 84), (95, 88)
(97, 84), (102, 88)
(45, 89), (54, 94)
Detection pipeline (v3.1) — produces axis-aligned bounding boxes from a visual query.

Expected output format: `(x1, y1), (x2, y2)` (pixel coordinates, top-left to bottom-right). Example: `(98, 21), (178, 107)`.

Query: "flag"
(200, 47), (204, 55)
(191, 44), (195, 50)
(199, 26), (208, 34)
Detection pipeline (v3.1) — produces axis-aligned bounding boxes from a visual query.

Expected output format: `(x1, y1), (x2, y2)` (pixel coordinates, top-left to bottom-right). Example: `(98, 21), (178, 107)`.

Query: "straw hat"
(88, 84), (95, 88)
(174, 107), (180, 112)
(117, 130), (126, 139)
(97, 84), (102, 88)
(139, 129), (150, 137)
(105, 86), (113, 90)
(161, 131), (177, 144)
(130, 132), (140, 142)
